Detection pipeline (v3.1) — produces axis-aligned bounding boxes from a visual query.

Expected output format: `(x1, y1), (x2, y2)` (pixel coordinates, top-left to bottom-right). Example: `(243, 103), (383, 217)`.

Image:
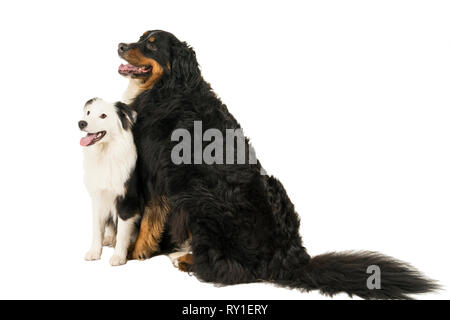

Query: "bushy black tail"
(274, 251), (439, 299)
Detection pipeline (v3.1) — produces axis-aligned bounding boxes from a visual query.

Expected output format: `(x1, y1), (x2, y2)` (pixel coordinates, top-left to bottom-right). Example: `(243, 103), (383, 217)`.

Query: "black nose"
(78, 120), (87, 130)
(118, 43), (129, 56)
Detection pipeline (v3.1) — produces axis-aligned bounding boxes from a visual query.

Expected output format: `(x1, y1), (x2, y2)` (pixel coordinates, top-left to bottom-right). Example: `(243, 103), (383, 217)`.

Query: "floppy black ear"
(115, 102), (137, 130)
(169, 40), (202, 90)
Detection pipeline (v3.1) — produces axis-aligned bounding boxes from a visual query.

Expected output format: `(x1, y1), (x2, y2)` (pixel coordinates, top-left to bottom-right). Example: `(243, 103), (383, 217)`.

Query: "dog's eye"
(146, 43), (157, 51)
(100, 114), (107, 119)
(87, 111), (90, 115)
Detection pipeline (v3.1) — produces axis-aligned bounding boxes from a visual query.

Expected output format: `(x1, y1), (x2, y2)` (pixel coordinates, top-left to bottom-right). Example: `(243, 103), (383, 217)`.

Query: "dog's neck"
(83, 131), (135, 163)
(82, 130), (136, 195)
(122, 78), (144, 104)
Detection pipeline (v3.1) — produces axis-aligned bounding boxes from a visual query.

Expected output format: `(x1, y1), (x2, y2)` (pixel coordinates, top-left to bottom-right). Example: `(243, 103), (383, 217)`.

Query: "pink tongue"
(119, 63), (139, 73)
(80, 134), (96, 146)
(119, 63), (150, 74)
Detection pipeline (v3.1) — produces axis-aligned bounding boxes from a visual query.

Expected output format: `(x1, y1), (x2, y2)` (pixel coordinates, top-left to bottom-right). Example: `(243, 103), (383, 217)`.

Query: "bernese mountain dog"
(113, 30), (438, 299)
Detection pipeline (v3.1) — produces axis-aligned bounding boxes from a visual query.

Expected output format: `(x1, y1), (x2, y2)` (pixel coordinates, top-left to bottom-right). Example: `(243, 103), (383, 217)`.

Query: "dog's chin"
(118, 63), (152, 80)
(80, 131), (107, 147)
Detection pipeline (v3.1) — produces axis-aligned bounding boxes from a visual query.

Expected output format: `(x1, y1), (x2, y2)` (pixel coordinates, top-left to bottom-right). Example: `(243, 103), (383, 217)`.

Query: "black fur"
(113, 103), (143, 224)
(278, 251), (439, 299)
(115, 101), (135, 131)
(119, 30), (438, 299)
(84, 97), (98, 108)
(115, 167), (144, 221)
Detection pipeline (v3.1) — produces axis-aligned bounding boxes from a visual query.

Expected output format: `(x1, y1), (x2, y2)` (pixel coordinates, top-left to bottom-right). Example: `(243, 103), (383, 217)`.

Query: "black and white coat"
(79, 98), (138, 266)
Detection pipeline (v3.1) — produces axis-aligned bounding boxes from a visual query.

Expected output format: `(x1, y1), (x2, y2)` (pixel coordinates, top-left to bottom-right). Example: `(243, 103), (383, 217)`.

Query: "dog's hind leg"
(189, 220), (258, 284)
(175, 192), (260, 285)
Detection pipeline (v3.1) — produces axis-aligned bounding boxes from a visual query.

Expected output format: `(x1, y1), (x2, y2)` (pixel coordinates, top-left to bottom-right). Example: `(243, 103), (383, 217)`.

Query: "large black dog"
(115, 30), (437, 299)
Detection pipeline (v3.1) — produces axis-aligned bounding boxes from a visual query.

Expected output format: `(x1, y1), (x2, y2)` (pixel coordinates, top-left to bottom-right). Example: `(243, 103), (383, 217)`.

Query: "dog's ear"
(168, 40), (202, 90)
(115, 102), (137, 130)
(84, 97), (99, 108)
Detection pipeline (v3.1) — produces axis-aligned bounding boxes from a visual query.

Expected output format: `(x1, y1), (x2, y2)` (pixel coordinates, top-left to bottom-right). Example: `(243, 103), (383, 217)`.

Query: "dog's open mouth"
(80, 131), (106, 147)
(118, 63), (152, 77)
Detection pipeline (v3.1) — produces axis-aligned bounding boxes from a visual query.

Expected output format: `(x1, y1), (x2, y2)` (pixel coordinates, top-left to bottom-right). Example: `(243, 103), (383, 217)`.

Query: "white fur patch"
(167, 240), (192, 268)
(122, 78), (143, 104)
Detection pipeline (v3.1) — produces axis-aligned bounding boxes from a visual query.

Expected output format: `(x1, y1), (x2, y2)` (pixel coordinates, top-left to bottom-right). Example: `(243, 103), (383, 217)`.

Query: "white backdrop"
(0, 0), (448, 299)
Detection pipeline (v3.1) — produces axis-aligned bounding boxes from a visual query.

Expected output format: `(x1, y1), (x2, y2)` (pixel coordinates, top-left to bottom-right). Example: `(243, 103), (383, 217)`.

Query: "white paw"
(110, 254), (127, 266)
(85, 249), (102, 261)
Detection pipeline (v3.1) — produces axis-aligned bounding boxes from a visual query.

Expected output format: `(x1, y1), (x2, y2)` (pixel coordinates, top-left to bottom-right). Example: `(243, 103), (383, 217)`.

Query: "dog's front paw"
(110, 254), (127, 266)
(85, 249), (102, 261)
(131, 241), (152, 261)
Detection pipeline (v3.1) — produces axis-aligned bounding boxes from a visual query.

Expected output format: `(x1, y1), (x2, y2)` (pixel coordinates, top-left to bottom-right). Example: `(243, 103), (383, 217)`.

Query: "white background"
(0, 0), (448, 300)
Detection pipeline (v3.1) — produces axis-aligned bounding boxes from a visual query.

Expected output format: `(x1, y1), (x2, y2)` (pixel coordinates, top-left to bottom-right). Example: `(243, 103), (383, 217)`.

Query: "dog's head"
(78, 98), (136, 147)
(118, 30), (201, 92)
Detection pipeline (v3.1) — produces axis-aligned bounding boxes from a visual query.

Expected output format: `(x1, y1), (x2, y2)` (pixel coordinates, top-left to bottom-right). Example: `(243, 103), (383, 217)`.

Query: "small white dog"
(79, 98), (138, 266)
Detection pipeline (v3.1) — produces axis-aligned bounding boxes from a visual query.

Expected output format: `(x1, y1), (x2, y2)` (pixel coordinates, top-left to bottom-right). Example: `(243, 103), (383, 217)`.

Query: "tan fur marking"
(131, 197), (169, 260)
(141, 60), (163, 90)
(148, 36), (155, 43)
(177, 253), (193, 272)
(124, 48), (164, 90)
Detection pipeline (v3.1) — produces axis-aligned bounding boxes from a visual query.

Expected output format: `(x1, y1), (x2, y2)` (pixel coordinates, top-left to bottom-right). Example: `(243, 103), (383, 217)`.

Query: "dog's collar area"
(80, 131), (106, 147)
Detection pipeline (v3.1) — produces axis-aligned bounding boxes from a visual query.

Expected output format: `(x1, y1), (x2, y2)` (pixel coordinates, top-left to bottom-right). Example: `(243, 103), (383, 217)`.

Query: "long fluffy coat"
(121, 31), (438, 299)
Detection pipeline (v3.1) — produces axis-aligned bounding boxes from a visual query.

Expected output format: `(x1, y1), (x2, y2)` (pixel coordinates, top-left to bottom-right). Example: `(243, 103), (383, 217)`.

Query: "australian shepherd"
(79, 98), (139, 266)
